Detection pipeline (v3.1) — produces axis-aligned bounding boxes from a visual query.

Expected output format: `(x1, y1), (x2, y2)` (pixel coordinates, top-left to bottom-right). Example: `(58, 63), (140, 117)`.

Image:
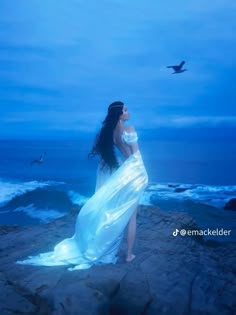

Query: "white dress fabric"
(17, 131), (148, 270)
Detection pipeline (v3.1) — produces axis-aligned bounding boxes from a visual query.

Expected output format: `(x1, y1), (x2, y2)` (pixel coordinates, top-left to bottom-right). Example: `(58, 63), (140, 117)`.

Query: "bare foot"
(126, 254), (136, 262)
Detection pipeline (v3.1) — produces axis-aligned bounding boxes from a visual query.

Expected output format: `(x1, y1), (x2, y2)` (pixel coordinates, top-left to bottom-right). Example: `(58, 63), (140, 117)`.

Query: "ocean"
(0, 138), (235, 242)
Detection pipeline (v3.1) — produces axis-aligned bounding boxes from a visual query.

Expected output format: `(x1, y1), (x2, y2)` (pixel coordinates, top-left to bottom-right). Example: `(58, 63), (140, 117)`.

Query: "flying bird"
(167, 61), (187, 74)
(30, 152), (46, 166)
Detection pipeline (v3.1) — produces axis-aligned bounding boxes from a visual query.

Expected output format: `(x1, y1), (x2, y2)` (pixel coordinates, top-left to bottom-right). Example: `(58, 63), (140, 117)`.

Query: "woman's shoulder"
(123, 125), (136, 133)
(121, 126), (138, 145)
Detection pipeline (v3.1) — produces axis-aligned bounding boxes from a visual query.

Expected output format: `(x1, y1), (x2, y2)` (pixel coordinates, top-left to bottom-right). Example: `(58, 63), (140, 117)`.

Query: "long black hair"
(89, 101), (124, 171)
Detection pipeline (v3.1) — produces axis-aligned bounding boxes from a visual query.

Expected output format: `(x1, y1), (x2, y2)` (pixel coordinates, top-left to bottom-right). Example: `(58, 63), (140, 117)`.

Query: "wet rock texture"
(0, 205), (235, 315)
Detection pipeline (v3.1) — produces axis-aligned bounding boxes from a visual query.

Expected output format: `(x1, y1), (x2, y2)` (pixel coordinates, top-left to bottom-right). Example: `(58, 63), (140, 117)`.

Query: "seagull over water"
(167, 61), (187, 74)
(30, 152), (46, 166)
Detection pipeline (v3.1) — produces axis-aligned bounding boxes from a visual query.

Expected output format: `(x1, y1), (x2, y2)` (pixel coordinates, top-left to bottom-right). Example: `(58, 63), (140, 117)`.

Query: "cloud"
(137, 115), (236, 128)
(0, 0), (235, 137)
(0, 110), (103, 132)
(2, 110), (236, 134)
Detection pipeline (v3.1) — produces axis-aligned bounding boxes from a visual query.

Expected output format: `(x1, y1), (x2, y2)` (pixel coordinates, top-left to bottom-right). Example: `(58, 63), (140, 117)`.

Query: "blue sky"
(0, 0), (236, 138)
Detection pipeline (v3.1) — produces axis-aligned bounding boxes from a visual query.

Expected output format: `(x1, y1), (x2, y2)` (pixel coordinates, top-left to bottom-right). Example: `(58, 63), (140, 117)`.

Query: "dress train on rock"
(17, 150), (148, 270)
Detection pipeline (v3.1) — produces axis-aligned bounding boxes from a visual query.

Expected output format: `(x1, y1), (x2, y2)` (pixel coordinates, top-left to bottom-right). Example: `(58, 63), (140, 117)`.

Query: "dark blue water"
(0, 139), (97, 193)
(141, 138), (236, 186)
(1, 137), (236, 187)
(0, 138), (235, 242)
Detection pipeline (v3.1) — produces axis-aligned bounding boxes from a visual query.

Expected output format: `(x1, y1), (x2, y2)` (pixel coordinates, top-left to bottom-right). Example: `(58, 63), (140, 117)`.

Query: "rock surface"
(0, 205), (235, 315)
(174, 187), (189, 193)
(224, 198), (236, 211)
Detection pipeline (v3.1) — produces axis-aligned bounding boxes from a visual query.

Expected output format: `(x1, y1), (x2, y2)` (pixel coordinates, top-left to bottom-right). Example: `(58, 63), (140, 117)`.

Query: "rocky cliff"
(0, 205), (235, 315)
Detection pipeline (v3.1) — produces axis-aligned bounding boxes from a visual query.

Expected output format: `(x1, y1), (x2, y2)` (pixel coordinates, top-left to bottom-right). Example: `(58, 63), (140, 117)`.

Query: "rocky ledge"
(0, 205), (235, 315)
(224, 198), (236, 211)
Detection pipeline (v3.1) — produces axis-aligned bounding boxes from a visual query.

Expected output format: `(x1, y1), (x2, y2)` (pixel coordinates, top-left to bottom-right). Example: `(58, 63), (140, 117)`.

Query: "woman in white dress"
(18, 101), (148, 270)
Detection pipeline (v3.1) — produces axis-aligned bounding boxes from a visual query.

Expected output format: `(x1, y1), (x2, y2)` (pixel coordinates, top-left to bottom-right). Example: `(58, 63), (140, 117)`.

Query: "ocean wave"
(1, 180), (235, 226)
(13, 204), (66, 223)
(68, 191), (89, 206)
(0, 178), (64, 207)
(144, 183), (236, 208)
(67, 183), (236, 209)
(69, 190), (154, 207)
(0, 184), (74, 225)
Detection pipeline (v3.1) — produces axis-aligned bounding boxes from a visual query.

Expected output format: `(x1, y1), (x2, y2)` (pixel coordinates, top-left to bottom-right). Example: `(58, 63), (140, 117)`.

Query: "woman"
(18, 101), (148, 270)
(90, 101), (147, 262)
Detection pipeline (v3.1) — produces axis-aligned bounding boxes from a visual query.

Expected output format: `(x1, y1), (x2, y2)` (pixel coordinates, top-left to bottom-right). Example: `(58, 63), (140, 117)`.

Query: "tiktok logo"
(173, 229), (179, 236)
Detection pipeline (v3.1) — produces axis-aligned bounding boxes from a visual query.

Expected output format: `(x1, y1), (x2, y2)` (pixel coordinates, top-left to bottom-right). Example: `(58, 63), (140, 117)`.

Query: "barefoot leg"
(126, 208), (137, 262)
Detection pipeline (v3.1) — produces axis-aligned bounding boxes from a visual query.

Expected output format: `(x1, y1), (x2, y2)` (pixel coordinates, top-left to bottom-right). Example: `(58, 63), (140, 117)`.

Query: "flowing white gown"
(17, 131), (148, 270)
